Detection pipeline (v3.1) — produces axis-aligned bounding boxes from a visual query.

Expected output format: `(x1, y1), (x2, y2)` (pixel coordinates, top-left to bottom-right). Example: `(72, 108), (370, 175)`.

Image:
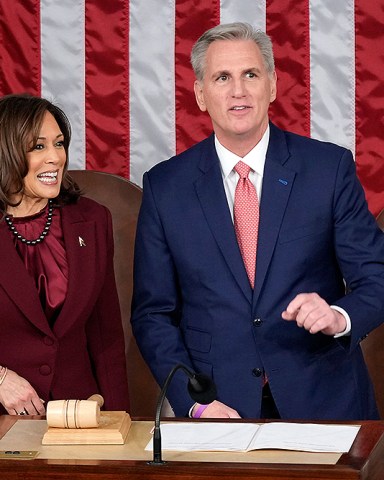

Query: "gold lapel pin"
(78, 236), (86, 247)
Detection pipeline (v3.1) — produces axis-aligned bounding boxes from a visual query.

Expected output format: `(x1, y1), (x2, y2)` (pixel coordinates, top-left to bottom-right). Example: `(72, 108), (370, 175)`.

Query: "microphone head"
(187, 373), (217, 404)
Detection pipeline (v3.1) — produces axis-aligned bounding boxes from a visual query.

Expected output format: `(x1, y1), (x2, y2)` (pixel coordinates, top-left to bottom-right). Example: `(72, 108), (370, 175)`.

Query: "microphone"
(148, 363), (217, 465)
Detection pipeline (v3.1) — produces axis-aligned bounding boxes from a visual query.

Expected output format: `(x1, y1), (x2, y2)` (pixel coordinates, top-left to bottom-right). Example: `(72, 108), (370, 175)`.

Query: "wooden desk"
(1, 416), (384, 480)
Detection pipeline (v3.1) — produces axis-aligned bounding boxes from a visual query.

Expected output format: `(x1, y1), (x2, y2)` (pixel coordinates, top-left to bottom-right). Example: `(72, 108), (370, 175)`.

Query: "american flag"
(0, 0), (383, 215)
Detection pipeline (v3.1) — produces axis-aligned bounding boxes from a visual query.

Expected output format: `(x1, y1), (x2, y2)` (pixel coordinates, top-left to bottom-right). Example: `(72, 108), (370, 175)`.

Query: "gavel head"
(46, 395), (104, 429)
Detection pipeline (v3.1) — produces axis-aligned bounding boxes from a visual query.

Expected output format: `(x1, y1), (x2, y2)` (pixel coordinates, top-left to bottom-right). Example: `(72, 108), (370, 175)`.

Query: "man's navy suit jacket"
(132, 122), (384, 419)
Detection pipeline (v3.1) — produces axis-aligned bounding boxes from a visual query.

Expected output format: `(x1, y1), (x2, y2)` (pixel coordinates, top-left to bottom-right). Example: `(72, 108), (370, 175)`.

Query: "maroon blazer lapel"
(53, 202), (98, 336)
(0, 225), (51, 336)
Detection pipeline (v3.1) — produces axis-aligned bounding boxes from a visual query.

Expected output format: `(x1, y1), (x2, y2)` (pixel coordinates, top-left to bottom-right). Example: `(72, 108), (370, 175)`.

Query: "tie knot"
(234, 160), (251, 179)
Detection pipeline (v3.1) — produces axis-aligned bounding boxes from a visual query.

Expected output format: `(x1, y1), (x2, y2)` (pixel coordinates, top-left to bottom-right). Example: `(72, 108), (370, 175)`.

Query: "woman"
(0, 94), (130, 415)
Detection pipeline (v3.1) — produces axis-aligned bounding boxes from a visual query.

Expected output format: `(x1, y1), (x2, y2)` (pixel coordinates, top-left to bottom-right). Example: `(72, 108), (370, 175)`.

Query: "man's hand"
(282, 292), (346, 336)
(192, 400), (241, 418)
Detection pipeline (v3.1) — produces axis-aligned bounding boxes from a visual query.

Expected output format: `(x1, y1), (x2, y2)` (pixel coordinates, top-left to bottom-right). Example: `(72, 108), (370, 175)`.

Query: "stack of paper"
(145, 422), (360, 453)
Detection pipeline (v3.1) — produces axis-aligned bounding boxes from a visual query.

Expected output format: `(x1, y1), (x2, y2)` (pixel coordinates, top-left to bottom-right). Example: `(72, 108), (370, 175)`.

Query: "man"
(131, 22), (384, 420)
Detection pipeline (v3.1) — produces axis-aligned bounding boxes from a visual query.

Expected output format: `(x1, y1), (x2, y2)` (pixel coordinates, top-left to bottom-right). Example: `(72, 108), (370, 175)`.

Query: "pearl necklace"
(5, 200), (54, 246)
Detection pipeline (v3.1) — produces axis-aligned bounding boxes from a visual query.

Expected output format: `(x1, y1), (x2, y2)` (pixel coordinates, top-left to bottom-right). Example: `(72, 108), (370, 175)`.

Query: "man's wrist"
(192, 403), (209, 418)
(331, 305), (351, 337)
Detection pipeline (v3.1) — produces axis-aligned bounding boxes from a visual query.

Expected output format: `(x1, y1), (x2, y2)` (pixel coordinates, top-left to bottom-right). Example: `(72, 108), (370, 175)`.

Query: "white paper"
(145, 422), (360, 453)
(247, 422), (360, 452)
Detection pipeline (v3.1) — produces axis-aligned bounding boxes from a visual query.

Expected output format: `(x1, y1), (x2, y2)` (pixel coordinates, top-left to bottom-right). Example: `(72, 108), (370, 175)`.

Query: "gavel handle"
(87, 394), (104, 408)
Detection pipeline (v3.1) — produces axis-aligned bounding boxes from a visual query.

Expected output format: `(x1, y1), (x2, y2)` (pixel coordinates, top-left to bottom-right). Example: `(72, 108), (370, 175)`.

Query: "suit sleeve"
(331, 149), (384, 348)
(86, 205), (130, 411)
(131, 173), (196, 416)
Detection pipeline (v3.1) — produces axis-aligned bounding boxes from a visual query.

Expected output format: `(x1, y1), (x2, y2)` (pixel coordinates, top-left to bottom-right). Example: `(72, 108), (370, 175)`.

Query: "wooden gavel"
(46, 394), (104, 429)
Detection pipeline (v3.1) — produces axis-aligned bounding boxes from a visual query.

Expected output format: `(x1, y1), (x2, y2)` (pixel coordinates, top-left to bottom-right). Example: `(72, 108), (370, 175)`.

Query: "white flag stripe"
(220, 0), (267, 32)
(129, 0), (176, 185)
(309, 0), (355, 153)
(40, 0), (86, 170)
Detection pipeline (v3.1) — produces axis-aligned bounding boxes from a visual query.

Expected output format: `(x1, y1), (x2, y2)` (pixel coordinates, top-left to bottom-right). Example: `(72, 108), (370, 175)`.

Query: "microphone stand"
(148, 364), (216, 466)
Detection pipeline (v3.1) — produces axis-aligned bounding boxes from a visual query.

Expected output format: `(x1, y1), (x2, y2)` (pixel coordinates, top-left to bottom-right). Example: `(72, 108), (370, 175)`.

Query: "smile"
(37, 171), (59, 184)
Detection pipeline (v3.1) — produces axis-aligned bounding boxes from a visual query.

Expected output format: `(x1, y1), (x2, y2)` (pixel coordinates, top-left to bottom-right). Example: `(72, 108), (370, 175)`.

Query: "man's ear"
(194, 80), (207, 112)
(269, 70), (277, 103)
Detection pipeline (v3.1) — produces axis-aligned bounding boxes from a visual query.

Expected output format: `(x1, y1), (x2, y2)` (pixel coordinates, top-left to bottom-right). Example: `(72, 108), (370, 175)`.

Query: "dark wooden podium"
(1, 416), (384, 480)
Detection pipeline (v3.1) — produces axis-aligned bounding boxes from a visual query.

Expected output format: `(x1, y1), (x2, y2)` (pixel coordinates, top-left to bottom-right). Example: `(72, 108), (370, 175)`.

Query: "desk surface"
(1, 416), (384, 480)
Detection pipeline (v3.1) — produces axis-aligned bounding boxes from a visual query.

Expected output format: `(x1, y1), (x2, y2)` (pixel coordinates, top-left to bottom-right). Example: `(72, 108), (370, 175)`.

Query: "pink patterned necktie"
(234, 160), (259, 289)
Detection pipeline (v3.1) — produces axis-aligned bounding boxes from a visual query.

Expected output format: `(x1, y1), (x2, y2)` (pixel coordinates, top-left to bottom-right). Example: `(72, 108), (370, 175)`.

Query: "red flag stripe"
(355, 0), (384, 216)
(0, 0), (41, 96)
(174, 0), (220, 154)
(84, 0), (130, 177)
(267, 0), (311, 137)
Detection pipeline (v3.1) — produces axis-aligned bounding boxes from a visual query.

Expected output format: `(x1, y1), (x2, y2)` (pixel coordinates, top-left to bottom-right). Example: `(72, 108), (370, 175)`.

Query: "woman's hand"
(0, 369), (45, 415)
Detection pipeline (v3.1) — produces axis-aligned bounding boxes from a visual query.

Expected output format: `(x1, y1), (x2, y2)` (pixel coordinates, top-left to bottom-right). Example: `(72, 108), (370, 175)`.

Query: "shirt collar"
(215, 126), (270, 180)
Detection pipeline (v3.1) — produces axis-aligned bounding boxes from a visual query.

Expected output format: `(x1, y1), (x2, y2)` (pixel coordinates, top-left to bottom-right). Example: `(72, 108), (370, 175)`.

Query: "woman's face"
(23, 111), (66, 202)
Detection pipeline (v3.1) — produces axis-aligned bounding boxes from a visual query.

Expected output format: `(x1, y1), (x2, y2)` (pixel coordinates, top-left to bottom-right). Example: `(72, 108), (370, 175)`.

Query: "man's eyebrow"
(211, 69), (230, 77)
(211, 66), (263, 77)
(243, 66), (262, 73)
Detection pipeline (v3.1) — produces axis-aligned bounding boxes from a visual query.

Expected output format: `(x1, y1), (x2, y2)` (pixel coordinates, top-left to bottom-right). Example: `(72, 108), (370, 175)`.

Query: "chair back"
(68, 170), (160, 417)
(377, 209), (384, 231)
(361, 208), (384, 418)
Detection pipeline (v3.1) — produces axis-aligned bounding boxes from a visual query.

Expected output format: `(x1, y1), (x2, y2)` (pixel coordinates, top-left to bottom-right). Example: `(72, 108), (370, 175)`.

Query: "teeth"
(38, 172), (57, 178)
(38, 172), (58, 183)
(232, 106), (247, 110)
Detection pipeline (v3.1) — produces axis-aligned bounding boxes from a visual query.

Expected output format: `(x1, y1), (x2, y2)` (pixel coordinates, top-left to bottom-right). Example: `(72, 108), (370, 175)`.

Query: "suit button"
(253, 318), (263, 326)
(39, 365), (52, 376)
(252, 368), (263, 377)
(43, 336), (54, 346)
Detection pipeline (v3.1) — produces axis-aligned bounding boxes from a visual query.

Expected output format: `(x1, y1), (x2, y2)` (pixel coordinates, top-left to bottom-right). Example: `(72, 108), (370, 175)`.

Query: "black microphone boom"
(148, 364), (216, 465)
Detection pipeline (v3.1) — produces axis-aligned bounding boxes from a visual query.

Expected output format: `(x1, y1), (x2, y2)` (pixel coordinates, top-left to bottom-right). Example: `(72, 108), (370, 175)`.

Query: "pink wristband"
(193, 404), (209, 418)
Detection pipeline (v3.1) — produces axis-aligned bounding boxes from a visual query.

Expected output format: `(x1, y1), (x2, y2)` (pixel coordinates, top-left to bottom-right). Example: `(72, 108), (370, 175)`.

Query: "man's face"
(194, 39), (277, 154)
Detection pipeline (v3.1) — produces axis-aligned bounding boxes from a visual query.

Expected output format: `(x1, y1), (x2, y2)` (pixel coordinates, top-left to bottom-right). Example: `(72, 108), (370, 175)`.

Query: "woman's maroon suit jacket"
(0, 197), (130, 413)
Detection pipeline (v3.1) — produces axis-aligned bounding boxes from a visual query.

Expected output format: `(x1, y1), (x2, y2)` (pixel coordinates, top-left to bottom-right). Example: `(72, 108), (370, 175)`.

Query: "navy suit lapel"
(253, 123), (296, 306)
(194, 137), (253, 302)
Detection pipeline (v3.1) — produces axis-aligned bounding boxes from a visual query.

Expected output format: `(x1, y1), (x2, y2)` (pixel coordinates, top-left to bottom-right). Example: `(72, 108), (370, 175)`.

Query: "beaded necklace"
(5, 199), (54, 246)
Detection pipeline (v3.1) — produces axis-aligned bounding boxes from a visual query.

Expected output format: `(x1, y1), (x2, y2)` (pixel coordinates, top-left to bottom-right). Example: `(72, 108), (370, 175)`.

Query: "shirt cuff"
(331, 305), (351, 337)
(188, 403), (197, 418)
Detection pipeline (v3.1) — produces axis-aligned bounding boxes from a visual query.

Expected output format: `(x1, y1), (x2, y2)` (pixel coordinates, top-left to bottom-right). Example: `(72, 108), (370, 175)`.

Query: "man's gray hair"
(191, 22), (275, 82)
